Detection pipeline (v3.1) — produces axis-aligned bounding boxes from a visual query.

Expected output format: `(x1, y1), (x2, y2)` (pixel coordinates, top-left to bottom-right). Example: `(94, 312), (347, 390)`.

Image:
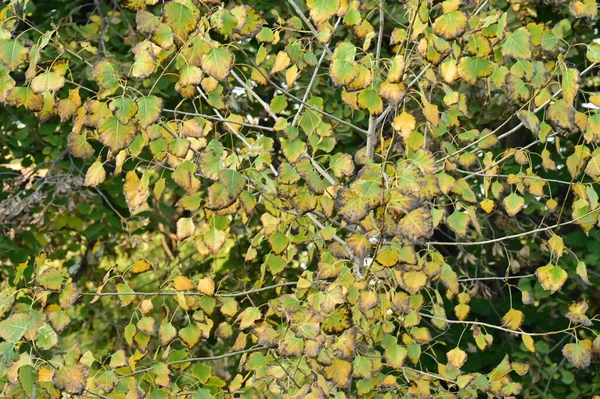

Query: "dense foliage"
(2, 0), (600, 397)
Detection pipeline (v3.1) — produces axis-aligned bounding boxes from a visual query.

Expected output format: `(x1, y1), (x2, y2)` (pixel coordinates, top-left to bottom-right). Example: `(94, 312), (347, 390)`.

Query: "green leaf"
(207, 182), (236, 210)
(19, 365), (36, 397)
(501, 27), (531, 59)
(385, 344), (408, 368)
(576, 261), (591, 284)
(36, 324), (58, 349)
(561, 67), (579, 105)
(503, 193), (524, 217)
(163, 1), (199, 41)
(38, 267), (64, 290)
(159, 321), (177, 345)
(357, 88), (383, 115)
(458, 57), (494, 85)
(265, 254), (286, 275)
(136, 96), (163, 128)
(110, 97), (138, 124)
(299, 110), (322, 134)
(218, 169), (245, 196)
(447, 210), (469, 236)
(0, 39), (28, 71)
(268, 231), (289, 255)
(201, 47), (234, 81)
(586, 43), (600, 62)
(0, 313), (32, 343)
(179, 323), (202, 348)
(93, 59), (120, 97)
(98, 116), (136, 152)
(330, 60), (358, 86)
(192, 388), (216, 399)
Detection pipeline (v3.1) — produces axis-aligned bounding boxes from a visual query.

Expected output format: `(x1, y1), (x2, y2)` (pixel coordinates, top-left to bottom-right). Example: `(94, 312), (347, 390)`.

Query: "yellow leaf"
(376, 247), (399, 267)
(454, 303), (470, 321)
(52, 364), (88, 395)
(124, 171), (150, 212)
(502, 308), (524, 330)
(547, 234), (564, 257)
(132, 259), (152, 274)
(479, 198), (495, 214)
(447, 347), (467, 369)
(324, 359), (352, 388)
(398, 270), (428, 294)
(411, 327), (432, 344)
(285, 64), (299, 87)
(397, 207), (434, 241)
(307, 0), (340, 25)
(239, 307), (261, 329)
(176, 217), (196, 240)
(271, 51), (290, 74)
(392, 111), (417, 139)
(423, 101), (439, 126)
(379, 80), (405, 104)
(172, 276), (195, 291)
(197, 277), (215, 296)
(131, 41), (157, 78)
(522, 334), (535, 353)
(31, 71), (65, 93)
(358, 290), (379, 312)
(84, 161), (106, 187)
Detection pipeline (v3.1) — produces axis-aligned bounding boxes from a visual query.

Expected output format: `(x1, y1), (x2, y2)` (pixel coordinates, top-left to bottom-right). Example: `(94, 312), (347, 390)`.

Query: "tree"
(1, 0), (600, 397)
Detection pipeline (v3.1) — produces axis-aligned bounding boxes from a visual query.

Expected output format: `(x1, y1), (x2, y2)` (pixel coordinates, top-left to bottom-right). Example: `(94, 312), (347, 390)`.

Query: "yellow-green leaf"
(201, 47), (234, 81)
(535, 263), (568, 293)
(433, 11), (467, 40)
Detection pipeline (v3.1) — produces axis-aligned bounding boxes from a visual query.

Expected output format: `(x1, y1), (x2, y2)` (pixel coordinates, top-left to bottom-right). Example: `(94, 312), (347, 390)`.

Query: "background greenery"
(1, 0), (600, 398)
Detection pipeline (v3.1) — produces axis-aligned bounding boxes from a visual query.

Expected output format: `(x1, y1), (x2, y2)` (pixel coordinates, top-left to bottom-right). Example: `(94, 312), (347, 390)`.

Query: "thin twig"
(426, 207), (600, 246)
(286, 0), (333, 57)
(79, 282), (298, 298)
(120, 347), (268, 378)
(437, 62), (598, 164)
(163, 108), (275, 131)
(419, 313), (577, 336)
(458, 273), (535, 282)
(85, 389), (111, 399)
(291, 17), (341, 126)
